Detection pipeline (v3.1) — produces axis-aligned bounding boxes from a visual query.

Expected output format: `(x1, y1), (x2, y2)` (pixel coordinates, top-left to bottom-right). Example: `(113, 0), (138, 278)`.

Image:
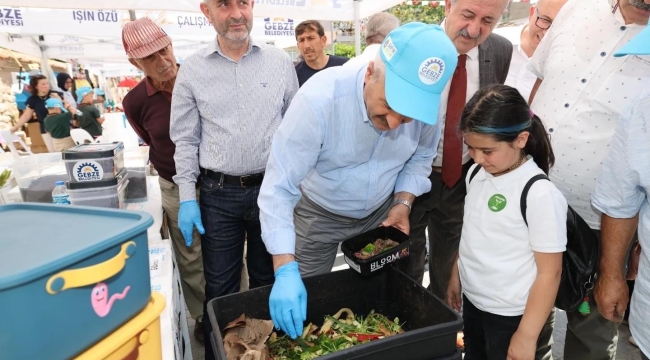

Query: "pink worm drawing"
(91, 283), (131, 317)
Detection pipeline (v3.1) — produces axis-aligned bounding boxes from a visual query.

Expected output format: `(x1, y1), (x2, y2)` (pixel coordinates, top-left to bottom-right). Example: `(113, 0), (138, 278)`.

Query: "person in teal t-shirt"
(43, 98), (76, 152)
(76, 87), (104, 137)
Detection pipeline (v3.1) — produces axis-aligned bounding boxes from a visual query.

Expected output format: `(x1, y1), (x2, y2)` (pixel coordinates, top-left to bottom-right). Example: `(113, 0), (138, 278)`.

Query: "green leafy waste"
(354, 239), (400, 260)
(0, 169), (11, 188)
(268, 308), (405, 360)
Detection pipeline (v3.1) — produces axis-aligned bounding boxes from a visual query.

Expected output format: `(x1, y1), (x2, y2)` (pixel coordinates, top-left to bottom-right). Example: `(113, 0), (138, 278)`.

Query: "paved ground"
(187, 248), (643, 360)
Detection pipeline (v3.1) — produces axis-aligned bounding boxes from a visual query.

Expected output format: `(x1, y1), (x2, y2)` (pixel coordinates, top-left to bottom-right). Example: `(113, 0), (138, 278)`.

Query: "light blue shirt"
(258, 62), (441, 255)
(591, 83), (650, 356)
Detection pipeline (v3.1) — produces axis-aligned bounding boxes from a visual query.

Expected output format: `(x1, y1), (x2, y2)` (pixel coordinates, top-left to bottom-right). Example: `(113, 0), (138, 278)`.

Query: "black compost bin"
(207, 267), (463, 360)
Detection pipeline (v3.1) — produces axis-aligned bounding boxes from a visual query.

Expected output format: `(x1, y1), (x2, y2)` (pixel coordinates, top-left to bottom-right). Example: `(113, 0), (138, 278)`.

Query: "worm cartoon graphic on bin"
(91, 283), (130, 317)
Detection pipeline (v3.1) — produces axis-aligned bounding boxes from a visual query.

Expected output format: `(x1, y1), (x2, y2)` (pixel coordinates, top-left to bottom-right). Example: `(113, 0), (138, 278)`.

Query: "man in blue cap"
(592, 24), (650, 360)
(258, 22), (458, 339)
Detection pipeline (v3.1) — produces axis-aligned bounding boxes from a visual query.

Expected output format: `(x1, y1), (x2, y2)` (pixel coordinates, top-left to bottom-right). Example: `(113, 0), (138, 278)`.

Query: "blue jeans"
(199, 176), (275, 360)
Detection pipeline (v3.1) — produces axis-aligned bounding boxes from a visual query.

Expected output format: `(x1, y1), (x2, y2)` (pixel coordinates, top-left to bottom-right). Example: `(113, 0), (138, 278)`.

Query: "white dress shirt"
(343, 43), (381, 69)
(591, 87), (650, 357)
(495, 25), (537, 102)
(528, 0), (649, 229)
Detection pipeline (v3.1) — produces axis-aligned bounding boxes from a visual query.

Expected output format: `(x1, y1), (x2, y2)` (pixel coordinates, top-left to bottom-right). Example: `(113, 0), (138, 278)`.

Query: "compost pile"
(19, 174), (70, 203)
(353, 239), (400, 260)
(267, 308), (404, 360)
(125, 168), (147, 201)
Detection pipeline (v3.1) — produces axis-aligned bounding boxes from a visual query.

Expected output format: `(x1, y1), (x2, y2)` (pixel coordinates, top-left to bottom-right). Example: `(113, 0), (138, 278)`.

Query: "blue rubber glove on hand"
(269, 261), (307, 339)
(178, 200), (205, 247)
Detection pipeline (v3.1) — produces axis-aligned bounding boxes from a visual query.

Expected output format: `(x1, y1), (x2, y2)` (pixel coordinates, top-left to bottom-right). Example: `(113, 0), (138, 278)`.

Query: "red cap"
(122, 18), (172, 59)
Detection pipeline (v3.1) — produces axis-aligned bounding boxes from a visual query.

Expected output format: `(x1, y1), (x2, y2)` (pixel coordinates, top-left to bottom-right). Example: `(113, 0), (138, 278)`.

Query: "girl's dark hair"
(29, 75), (48, 96)
(459, 84), (555, 174)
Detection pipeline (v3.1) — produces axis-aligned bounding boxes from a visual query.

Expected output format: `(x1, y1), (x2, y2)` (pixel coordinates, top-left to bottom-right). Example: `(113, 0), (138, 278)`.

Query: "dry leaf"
(222, 314), (275, 360)
(224, 314), (247, 331)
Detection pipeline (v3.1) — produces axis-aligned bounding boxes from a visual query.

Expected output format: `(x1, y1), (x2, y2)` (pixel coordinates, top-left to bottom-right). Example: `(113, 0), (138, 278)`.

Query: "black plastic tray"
(340, 226), (410, 276)
(208, 267), (462, 360)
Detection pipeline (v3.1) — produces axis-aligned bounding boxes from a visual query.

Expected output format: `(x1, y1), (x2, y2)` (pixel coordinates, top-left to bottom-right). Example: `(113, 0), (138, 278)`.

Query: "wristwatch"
(392, 199), (412, 214)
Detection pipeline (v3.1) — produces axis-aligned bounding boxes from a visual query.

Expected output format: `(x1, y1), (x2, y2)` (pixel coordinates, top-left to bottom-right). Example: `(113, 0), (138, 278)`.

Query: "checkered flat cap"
(122, 18), (172, 59)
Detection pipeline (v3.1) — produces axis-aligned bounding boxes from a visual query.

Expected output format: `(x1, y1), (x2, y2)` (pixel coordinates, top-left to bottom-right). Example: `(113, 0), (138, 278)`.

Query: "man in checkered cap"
(121, 17), (207, 343)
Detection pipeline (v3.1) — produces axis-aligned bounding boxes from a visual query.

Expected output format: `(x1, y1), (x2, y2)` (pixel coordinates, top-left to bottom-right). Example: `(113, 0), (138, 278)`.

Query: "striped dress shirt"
(170, 37), (299, 202)
(259, 63), (441, 255)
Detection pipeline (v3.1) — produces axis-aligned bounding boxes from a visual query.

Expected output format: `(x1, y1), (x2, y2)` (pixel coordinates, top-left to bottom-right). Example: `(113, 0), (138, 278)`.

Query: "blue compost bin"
(0, 203), (153, 359)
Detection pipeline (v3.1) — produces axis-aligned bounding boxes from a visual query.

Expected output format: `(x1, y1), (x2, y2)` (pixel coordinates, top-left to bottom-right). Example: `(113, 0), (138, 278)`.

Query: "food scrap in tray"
(353, 239), (400, 260)
(267, 308), (405, 360)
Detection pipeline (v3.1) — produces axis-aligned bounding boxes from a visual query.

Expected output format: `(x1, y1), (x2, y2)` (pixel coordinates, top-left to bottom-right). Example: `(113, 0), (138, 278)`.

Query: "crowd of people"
(115, 0), (649, 359)
(11, 74), (105, 152)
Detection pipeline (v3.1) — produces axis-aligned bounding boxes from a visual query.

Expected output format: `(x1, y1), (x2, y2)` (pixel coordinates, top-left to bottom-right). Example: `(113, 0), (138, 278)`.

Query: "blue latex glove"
(178, 200), (205, 247)
(269, 261), (307, 339)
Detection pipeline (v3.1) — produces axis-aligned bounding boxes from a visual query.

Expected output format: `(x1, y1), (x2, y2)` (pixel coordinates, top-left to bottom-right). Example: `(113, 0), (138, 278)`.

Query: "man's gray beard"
(629, 0), (650, 11)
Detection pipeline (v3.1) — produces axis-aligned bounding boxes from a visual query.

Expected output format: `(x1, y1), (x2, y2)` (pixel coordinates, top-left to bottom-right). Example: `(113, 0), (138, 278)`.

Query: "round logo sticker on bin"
(488, 194), (507, 212)
(74, 161), (104, 182)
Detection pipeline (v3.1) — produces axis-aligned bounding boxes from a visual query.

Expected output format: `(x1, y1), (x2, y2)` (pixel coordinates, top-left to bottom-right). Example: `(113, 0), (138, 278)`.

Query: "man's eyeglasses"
(534, 8), (553, 30)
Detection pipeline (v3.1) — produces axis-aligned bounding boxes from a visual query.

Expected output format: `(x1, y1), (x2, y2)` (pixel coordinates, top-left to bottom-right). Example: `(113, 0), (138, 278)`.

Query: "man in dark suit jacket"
(401, 0), (516, 336)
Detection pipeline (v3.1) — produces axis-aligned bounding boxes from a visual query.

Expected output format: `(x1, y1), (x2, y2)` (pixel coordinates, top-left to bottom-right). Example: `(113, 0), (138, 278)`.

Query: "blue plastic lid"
(55, 181), (65, 186)
(0, 204), (153, 290)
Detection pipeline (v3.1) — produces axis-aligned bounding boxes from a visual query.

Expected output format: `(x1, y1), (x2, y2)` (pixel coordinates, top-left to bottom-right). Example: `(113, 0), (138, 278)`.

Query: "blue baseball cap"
(45, 98), (67, 113)
(76, 86), (94, 103)
(615, 26), (650, 57)
(379, 22), (458, 125)
(94, 88), (105, 96)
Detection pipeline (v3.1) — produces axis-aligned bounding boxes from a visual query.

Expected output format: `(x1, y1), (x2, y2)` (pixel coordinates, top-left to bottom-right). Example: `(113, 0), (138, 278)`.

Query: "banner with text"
(0, 1), (403, 21)
(0, 7), (301, 41)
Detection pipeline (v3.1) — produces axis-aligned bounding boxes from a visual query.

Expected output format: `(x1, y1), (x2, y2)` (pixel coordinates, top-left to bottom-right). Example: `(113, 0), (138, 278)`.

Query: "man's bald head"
(365, 12), (400, 45)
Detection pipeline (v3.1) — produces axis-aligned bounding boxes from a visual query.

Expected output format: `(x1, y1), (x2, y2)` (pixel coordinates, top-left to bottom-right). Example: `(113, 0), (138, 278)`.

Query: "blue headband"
(474, 119), (532, 134)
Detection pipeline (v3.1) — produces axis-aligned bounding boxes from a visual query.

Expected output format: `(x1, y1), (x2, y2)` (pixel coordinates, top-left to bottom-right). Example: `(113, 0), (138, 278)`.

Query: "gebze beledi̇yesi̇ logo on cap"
(381, 36), (398, 61)
(418, 57), (445, 85)
(74, 161), (104, 182)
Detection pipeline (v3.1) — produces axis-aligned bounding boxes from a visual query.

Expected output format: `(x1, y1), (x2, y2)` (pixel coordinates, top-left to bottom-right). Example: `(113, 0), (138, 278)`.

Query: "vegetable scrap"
(267, 307), (405, 360)
(353, 239), (401, 260)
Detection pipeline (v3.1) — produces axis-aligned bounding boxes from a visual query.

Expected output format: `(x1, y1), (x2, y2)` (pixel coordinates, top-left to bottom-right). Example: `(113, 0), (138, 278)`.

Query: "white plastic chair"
(0, 130), (34, 158)
(70, 128), (98, 145)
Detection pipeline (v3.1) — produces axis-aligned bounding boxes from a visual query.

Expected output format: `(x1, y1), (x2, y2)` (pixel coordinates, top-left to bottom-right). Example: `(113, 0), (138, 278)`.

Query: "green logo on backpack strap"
(488, 194), (507, 212)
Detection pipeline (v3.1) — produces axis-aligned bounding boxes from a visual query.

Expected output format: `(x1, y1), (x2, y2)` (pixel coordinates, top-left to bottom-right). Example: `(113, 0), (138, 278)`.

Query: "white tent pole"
(354, 0), (361, 56)
(39, 45), (58, 91)
(330, 21), (335, 56)
(129, 10), (136, 21)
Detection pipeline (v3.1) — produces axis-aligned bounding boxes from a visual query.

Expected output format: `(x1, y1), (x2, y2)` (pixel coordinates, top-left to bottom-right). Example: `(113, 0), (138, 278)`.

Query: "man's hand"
(178, 200), (205, 246)
(594, 274), (629, 322)
(381, 204), (410, 234)
(446, 270), (462, 312)
(506, 330), (537, 360)
(269, 261), (306, 339)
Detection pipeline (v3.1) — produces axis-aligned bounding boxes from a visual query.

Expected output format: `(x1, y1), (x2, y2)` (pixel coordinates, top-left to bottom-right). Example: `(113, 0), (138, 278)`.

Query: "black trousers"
(463, 295), (553, 360)
(399, 162), (472, 298)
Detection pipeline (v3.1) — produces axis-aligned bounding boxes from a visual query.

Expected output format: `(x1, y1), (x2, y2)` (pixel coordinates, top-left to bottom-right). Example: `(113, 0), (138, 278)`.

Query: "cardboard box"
(30, 145), (49, 154)
(149, 238), (192, 360)
(26, 123), (45, 146)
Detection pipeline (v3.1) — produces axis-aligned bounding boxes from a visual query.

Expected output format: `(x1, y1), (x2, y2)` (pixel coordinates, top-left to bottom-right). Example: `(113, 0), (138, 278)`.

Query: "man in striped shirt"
(170, 0), (298, 357)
